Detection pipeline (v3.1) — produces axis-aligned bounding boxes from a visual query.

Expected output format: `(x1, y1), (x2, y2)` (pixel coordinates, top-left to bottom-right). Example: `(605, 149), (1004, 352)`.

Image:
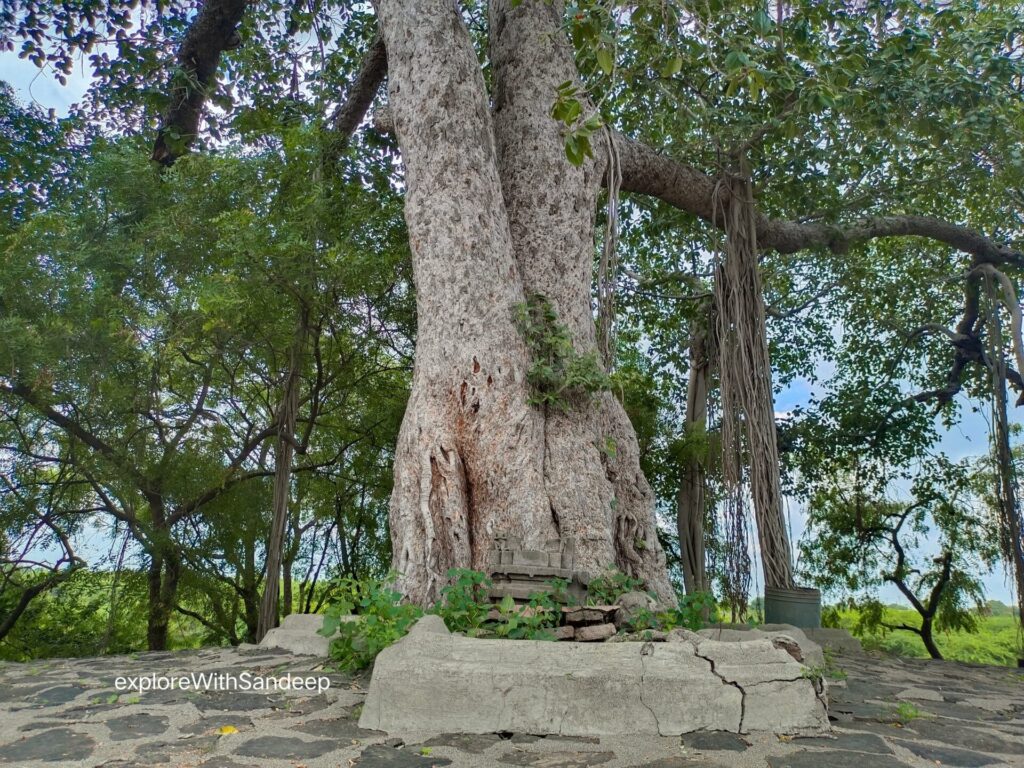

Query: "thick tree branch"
(0, 559), (82, 640)
(614, 132), (718, 223)
(327, 36), (388, 142)
(923, 551), (953, 620)
(613, 133), (1024, 268)
(2, 382), (152, 493)
(151, 0), (250, 166)
(764, 215), (1024, 267)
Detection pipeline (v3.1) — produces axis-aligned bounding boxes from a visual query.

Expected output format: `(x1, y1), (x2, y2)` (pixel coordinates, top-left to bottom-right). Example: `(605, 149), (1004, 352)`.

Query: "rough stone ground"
(0, 643), (1021, 768)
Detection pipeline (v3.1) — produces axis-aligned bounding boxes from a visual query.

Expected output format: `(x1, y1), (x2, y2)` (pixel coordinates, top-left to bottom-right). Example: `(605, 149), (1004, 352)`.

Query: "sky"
(1, 51), (1018, 606)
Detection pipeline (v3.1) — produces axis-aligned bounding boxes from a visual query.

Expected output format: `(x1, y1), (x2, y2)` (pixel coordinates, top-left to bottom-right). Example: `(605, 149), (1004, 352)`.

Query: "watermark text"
(114, 672), (330, 695)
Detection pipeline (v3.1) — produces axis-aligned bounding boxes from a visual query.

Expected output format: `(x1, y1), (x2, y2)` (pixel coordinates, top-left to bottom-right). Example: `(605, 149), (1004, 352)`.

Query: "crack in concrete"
(689, 640), (746, 733)
(745, 674), (830, 721)
(636, 643), (663, 735)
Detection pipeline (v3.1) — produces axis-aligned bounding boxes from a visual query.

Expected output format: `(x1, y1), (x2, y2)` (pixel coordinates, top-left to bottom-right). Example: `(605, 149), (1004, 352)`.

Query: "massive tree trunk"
(378, 0), (673, 605)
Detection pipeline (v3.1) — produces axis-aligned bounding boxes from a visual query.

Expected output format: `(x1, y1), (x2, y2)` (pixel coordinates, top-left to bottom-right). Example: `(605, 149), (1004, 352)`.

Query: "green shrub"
(586, 569), (647, 605)
(662, 591), (719, 632)
(491, 593), (560, 640)
(434, 568), (494, 635)
(317, 574), (423, 671)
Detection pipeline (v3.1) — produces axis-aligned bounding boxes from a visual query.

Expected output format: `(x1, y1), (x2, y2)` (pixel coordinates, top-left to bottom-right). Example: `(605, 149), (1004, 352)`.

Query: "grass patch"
(826, 604), (1022, 666)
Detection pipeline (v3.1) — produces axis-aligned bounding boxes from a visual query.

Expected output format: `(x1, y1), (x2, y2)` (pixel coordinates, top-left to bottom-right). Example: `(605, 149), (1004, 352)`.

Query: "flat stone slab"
(359, 615), (828, 737)
(418, 732), (504, 753)
(294, 716), (385, 739)
(698, 625), (825, 668)
(356, 744), (453, 766)
(899, 718), (1024, 753)
(889, 738), (1007, 767)
(801, 628), (864, 656)
(680, 730), (749, 751)
(767, 750), (909, 768)
(633, 759), (716, 768)
(233, 735), (339, 759)
(0, 727), (95, 762)
(258, 613), (333, 656)
(499, 751), (616, 767)
(792, 730), (893, 754)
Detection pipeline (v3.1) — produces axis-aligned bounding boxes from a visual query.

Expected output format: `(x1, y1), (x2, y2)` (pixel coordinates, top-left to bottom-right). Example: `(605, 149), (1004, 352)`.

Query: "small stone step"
(554, 625), (575, 641)
(563, 606), (619, 625)
(575, 623), (617, 642)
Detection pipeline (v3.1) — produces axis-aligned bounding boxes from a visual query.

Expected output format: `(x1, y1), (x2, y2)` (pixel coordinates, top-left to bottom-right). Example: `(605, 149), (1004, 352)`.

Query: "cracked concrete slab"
(697, 625), (825, 668)
(358, 616), (829, 737)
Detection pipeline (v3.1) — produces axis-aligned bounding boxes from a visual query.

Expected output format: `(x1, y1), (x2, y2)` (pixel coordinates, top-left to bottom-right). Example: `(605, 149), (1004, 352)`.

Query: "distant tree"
(800, 456), (999, 659)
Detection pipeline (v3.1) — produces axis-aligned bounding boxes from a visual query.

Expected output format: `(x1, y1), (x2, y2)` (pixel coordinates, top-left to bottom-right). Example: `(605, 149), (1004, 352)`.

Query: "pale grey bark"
(489, 0), (673, 601)
(377, 0), (674, 604)
(377, 0), (555, 605)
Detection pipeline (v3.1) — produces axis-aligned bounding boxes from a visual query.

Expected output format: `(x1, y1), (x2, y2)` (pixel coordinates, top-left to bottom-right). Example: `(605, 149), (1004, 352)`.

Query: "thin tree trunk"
(145, 499), (180, 651)
(281, 492), (302, 618)
(281, 521), (295, 619)
(99, 533), (129, 654)
(256, 349), (300, 641)
(146, 549), (180, 651)
(920, 618), (943, 660)
(241, 526), (259, 642)
(991, 342), (1024, 650)
(679, 325), (710, 595)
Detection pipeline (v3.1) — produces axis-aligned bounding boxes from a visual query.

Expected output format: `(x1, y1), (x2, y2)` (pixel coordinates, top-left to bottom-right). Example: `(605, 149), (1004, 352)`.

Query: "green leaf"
(752, 9), (774, 37)
(564, 135), (584, 166)
(660, 55), (683, 78)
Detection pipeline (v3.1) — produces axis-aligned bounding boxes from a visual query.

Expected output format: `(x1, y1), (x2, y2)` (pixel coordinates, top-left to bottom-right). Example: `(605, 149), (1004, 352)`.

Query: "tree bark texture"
(377, 0), (673, 605)
(152, 0), (249, 165)
(678, 324), (710, 595)
(256, 355), (300, 641)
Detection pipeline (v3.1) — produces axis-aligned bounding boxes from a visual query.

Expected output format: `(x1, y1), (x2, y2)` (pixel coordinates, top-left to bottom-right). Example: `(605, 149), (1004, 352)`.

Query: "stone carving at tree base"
(487, 535), (589, 603)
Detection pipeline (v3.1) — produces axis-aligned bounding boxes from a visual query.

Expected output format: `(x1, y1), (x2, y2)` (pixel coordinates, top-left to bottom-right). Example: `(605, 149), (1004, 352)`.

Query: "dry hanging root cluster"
(713, 165), (795, 592)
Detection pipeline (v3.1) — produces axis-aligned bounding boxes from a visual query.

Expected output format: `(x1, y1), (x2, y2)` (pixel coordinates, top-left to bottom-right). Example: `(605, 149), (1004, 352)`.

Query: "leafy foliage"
(585, 568), (647, 605)
(514, 293), (611, 410)
(433, 568), (494, 636)
(317, 574), (423, 671)
(490, 592), (560, 640)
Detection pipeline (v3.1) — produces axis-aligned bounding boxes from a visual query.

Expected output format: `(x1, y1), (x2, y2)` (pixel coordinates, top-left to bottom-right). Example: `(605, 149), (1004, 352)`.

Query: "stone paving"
(0, 642), (1021, 767)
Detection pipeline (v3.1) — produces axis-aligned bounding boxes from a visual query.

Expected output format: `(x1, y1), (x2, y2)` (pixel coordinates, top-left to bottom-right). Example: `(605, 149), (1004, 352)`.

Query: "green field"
(826, 602), (1023, 667)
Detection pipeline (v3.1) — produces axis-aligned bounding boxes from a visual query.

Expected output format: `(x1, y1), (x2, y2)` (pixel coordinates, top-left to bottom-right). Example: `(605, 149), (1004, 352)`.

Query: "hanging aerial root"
(713, 161), (794, 591)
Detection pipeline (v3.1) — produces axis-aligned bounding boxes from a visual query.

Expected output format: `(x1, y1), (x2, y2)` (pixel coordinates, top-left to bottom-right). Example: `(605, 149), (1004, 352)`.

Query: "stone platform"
(359, 616), (829, 737)
(254, 613), (332, 656)
(0, 630), (1021, 767)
